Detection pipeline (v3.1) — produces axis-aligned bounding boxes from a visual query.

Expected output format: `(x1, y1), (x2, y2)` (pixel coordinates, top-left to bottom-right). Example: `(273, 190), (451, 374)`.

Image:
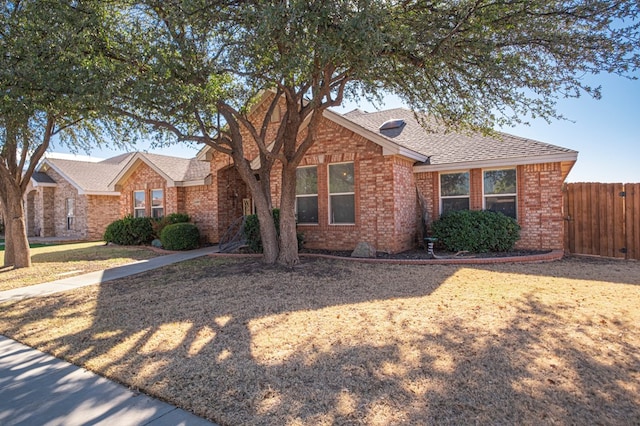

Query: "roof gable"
(109, 152), (211, 190)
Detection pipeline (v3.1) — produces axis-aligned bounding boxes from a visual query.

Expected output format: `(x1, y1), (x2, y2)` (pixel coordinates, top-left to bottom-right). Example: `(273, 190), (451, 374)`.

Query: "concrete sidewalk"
(0, 337), (215, 425)
(0, 245), (219, 425)
(0, 245), (218, 303)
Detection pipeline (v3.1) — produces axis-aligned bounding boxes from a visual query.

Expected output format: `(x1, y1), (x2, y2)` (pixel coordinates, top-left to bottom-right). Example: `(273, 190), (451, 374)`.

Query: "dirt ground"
(0, 255), (638, 425)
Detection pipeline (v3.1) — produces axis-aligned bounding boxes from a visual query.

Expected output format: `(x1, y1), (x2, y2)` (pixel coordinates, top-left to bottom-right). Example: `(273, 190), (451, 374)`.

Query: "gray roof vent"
(379, 119), (405, 131)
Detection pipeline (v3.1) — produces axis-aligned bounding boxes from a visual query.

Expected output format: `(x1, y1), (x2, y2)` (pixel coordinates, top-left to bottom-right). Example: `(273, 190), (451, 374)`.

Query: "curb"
(210, 250), (565, 265)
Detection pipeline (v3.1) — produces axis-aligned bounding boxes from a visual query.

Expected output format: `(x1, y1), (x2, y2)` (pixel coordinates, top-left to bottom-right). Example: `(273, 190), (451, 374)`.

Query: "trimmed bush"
(431, 210), (520, 253)
(243, 208), (304, 253)
(160, 222), (200, 250)
(152, 213), (191, 238)
(103, 216), (155, 245)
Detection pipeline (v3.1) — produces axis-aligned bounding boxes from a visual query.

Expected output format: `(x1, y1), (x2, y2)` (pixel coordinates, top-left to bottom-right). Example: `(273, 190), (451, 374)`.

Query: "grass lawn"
(0, 241), (160, 291)
(0, 256), (639, 425)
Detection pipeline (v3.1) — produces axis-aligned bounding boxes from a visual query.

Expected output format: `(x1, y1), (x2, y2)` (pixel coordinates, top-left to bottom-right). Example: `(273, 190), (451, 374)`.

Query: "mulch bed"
(300, 248), (551, 260)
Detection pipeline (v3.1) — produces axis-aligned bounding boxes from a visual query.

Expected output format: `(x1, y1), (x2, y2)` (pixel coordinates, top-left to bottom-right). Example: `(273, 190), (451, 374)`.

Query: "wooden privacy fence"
(563, 183), (640, 260)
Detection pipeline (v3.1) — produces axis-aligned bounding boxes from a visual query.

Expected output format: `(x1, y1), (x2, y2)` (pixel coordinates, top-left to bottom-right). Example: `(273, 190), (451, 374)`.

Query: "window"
(133, 190), (146, 217)
(484, 169), (517, 219)
(151, 189), (164, 218)
(329, 163), (355, 224)
(66, 198), (74, 230)
(296, 166), (318, 224)
(440, 172), (470, 214)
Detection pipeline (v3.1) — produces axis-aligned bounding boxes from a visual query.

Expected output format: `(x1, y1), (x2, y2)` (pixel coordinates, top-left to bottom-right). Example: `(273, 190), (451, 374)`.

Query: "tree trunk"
(277, 164), (300, 267)
(252, 188), (279, 264)
(232, 157), (280, 264)
(1, 182), (31, 268)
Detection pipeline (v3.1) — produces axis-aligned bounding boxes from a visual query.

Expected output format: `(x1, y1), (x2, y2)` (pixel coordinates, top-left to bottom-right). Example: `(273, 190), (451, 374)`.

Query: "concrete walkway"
(0, 337), (214, 425)
(0, 246), (219, 425)
(0, 246), (218, 303)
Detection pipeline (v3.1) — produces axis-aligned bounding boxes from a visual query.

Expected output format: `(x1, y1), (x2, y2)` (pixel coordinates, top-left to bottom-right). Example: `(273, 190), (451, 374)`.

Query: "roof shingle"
(343, 108), (577, 166)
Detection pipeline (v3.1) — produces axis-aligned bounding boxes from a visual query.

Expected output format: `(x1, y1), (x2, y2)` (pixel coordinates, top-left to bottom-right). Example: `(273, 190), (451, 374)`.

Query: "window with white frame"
(66, 198), (74, 230)
(484, 169), (517, 219)
(440, 171), (470, 215)
(329, 162), (355, 224)
(133, 190), (146, 217)
(296, 166), (318, 224)
(151, 189), (164, 218)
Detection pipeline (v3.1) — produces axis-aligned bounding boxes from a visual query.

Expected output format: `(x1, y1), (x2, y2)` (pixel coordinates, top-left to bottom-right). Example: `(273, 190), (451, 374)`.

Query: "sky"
(50, 72), (640, 184)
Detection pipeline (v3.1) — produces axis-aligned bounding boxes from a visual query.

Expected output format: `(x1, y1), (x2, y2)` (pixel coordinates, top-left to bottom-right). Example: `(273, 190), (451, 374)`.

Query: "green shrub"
(152, 213), (191, 238)
(243, 208), (304, 253)
(160, 222), (200, 250)
(103, 216), (155, 245)
(431, 210), (520, 253)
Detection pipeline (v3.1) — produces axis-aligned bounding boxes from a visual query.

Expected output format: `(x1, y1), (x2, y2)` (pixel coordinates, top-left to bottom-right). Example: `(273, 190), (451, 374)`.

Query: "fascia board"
(109, 153), (176, 190)
(413, 152), (579, 173)
(84, 191), (121, 196)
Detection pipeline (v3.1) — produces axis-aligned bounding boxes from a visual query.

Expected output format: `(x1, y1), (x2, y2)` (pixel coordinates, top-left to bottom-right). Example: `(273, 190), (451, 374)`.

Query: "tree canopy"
(0, 1), (133, 268)
(111, 0), (639, 265)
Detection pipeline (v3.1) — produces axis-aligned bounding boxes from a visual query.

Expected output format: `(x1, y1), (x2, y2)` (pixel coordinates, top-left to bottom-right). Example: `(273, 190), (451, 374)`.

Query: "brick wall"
(86, 195), (120, 240)
(118, 160), (220, 242)
(245, 117), (419, 253)
(516, 163), (565, 250)
(183, 184), (219, 243)
(416, 164), (565, 251)
(118, 161), (169, 217)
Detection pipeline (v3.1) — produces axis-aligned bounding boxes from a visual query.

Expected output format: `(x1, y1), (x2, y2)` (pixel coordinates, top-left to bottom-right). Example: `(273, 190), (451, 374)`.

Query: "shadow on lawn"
(1, 257), (639, 425)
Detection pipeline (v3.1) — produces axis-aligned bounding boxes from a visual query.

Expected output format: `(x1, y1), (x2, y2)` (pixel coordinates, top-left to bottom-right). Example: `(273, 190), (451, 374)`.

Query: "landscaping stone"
(351, 241), (376, 258)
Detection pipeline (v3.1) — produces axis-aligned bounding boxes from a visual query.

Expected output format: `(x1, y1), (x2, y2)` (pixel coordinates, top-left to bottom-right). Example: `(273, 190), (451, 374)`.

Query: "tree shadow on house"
(0, 257), (638, 425)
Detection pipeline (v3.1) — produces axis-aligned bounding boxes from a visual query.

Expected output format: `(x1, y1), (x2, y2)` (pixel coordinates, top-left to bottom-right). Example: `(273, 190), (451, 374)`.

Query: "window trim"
(295, 165), (318, 225)
(482, 168), (517, 219)
(439, 170), (470, 215)
(133, 190), (146, 218)
(151, 188), (164, 219)
(328, 162), (356, 225)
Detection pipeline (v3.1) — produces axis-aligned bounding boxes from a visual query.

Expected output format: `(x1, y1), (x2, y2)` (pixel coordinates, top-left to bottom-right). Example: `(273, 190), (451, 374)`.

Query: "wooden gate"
(564, 183), (640, 260)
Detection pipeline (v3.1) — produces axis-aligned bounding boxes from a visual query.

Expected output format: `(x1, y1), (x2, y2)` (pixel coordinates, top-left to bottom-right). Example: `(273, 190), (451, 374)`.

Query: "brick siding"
(415, 164), (566, 251)
(117, 160), (219, 242)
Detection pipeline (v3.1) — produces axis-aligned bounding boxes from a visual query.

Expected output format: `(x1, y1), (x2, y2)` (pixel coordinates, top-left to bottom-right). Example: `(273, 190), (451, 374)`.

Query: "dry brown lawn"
(0, 255), (639, 425)
(0, 242), (160, 291)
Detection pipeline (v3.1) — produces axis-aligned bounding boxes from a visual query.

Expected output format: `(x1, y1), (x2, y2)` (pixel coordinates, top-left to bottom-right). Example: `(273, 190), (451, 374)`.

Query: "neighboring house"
(25, 154), (131, 240)
(25, 152), (217, 242)
(203, 99), (578, 253)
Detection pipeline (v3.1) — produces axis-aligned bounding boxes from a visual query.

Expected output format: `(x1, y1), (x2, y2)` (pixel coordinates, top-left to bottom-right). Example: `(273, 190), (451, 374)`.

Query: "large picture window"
(440, 172), (470, 214)
(133, 190), (146, 218)
(296, 166), (318, 224)
(151, 189), (164, 218)
(329, 163), (355, 224)
(484, 169), (517, 219)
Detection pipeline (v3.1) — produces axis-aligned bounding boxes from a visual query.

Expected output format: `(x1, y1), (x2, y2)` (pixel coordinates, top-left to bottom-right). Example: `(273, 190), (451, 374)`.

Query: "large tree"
(113, 0), (639, 266)
(0, 1), (131, 268)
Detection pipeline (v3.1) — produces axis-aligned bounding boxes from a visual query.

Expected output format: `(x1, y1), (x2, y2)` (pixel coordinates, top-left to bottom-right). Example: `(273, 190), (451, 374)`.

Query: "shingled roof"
(41, 154), (134, 194)
(31, 171), (57, 186)
(340, 108), (578, 171)
(38, 152), (211, 194)
(109, 152), (211, 190)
